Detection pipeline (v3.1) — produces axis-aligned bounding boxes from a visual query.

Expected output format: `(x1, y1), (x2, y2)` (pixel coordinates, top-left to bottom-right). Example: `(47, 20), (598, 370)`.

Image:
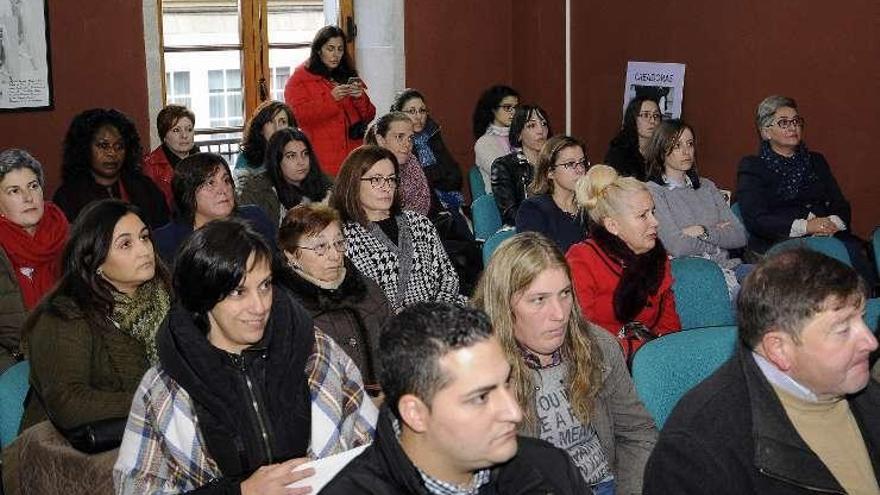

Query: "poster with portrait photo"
(622, 61), (685, 120)
(0, 0), (52, 111)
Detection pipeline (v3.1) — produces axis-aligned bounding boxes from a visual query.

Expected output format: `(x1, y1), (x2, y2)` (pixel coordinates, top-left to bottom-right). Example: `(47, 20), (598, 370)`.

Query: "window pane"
(226, 69), (241, 91)
(162, 0), (241, 47)
(267, 0), (324, 44)
(174, 72), (191, 95)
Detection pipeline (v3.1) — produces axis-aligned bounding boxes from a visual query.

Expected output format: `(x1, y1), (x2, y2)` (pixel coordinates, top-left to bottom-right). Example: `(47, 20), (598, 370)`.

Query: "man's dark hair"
(380, 302), (494, 419)
(173, 218), (273, 334)
(738, 248), (866, 348)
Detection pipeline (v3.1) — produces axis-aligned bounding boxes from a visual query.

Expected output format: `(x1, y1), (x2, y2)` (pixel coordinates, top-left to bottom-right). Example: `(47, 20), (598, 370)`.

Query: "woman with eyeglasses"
(515, 135), (590, 254)
(645, 120), (749, 298)
(492, 104), (552, 225)
(153, 152), (276, 264)
(331, 146), (466, 313)
(276, 204), (391, 395)
(473, 84), (520, 194)
(390, 88), (465, 210)
(604, 96), (662, 181)
(365, 112), (432, 217)
(736, 95), (877, 286)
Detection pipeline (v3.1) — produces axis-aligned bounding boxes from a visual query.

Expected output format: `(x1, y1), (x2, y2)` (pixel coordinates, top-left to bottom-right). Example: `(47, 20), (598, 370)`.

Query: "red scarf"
(0, 202), (69, 309)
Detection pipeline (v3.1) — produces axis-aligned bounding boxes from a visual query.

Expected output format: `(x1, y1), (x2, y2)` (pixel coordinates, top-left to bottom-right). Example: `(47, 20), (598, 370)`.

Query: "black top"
(53, 172), (170, 229)
(515, 194), (588, 254)
(490, 151), (533, 226)
(604, 135), (647, 181)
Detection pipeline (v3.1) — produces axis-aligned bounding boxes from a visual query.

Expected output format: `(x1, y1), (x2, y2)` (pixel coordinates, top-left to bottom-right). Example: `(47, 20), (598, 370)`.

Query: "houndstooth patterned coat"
(343, 210), (467, 312)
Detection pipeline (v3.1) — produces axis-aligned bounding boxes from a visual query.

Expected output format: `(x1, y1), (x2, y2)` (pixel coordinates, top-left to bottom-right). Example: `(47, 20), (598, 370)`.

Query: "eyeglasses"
(637, 112), (662, 122)
(360, 174), (399, 189)
(403, 108), (429, 116)
(497, 104), (518, 113)
(94, 141), (126, 154)
(200, 175), (233, 192)
(298, 238), (348, 257)
(767, 116), (805, 130)
(554, 158), (590, 172)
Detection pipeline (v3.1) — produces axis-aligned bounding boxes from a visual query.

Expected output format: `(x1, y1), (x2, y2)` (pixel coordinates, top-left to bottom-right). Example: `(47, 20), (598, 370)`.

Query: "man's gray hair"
(755, 95), (798, 133)
(0, 149), (44, 186)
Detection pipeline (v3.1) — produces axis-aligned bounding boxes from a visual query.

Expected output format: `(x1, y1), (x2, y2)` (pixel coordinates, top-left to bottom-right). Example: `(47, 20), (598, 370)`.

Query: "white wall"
(143, 0), (163, 147)
(353, 0), (405, 121)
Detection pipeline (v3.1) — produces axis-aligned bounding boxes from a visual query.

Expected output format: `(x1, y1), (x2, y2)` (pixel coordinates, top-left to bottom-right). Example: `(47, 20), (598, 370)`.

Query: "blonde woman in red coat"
(285, 25), (375, 176)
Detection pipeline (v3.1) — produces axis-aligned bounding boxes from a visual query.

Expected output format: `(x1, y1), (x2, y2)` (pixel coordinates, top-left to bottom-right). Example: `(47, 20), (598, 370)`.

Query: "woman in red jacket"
(285, 25), (375, 176)
(143, 104), (198, 210)
(566, 164), (681, 360)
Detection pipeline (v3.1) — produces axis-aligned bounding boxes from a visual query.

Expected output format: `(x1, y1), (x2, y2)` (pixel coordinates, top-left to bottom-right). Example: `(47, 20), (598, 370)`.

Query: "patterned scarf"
(759, 140), (818, 201)
(110, 278), (171, 365)
(412, 120), (437, 168)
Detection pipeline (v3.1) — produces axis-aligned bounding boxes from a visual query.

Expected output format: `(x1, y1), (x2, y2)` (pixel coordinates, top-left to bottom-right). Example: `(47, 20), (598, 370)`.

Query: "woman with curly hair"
(472, 84), (519, 194)
(472, 232), (656, 495)
(53, 108), (169, 228)
(237, 127), (332, 224)
(234, 100), (295, 176)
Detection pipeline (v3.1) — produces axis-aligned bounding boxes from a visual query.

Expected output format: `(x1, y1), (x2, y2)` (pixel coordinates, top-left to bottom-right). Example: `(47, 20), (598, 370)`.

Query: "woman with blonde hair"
(566, 165), (681, 360)
(473, 231), (656, 495)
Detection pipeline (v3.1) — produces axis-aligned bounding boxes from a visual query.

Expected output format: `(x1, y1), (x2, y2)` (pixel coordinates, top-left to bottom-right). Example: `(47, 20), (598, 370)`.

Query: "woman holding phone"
(285, 26), (375, 176)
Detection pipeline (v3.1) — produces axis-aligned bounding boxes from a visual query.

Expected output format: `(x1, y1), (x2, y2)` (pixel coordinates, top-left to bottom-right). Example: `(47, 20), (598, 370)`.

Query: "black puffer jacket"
(321, 407), (590, 495)
(278, 260), (391, 390)
(490, 150), (533, 226)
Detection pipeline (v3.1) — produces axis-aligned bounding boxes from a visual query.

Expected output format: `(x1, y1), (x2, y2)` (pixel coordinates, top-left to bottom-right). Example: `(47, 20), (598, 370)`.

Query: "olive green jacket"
(0, 248), (27, 374)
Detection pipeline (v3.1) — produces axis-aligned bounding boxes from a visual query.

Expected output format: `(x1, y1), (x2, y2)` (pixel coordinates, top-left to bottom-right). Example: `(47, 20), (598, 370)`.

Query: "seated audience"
(0, 149), (68, 373)
(234, 100), (295, 175)
(285, 25), (375, 176)
(645, 119), (749, 297)
(390, 88), (465, 210)
(644, 249), (880, 494)
(237, 127), (332, 225)
(736, 95), (877, 287)
(322, 302), (591, 494)
(473, 232), (657, 494)
(153, 152), (276, 263)
(142, 104), (198, 209)
(516, 135), (589, 253)
(277, 203), (391, 395)
(53, 108), (169, 228)
(473, 84), (519, 194)
(366, 111), (432, 217)
(331, 146), (465, 312)
(113, 219), (377, 493)
(491, 104), (551, 225)
(567, 165), (681, 359)
(2, 200), (170, 494)
(603, 96), (661, 180)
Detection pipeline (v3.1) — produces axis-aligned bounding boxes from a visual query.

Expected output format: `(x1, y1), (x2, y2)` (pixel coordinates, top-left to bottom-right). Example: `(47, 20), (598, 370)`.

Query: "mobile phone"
(347, 76), (361, 86)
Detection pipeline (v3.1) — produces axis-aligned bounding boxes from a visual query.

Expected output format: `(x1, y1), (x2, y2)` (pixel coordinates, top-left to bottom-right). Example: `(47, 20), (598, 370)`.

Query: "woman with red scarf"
(0, 149), (68, 372)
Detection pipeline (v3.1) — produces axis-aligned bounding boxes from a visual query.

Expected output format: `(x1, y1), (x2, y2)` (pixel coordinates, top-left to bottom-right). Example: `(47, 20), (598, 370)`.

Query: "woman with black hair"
(237, 127), (332, 224)
(473, 84), (519, 194)
(114, 219), (376, 494)
(604, 96), (662, 181)
(234, 100), (295, 175)
(53, 108), (169, 228)
(285, 25), (375, 176)
(153, 152), (276, 263)
(491, 104), (550, 225)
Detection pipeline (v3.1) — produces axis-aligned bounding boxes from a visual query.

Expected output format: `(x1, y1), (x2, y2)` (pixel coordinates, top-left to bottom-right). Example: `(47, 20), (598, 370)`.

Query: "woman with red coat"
(142, 104), (198, 210)
(285, 25), (375, 176)
(566, 164), (681, 360)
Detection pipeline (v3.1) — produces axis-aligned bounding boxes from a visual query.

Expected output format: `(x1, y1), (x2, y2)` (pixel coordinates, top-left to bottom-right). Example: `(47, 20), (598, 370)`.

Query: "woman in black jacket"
(604, 96), (661, 181)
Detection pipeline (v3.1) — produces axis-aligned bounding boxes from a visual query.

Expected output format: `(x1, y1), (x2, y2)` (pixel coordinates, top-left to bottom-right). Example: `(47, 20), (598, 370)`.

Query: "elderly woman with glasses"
(515, 135), (590, 254)
(331, 146), (466, 313)
(736, 95), (876, 286)
(276, 204), (391, 395)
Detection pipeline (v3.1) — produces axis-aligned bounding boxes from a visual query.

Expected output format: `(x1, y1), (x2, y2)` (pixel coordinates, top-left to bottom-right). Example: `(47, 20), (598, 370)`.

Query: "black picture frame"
(0, 0), (53, 112)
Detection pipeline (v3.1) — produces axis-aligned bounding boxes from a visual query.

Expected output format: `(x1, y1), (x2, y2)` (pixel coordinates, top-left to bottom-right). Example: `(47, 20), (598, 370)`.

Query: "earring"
(96, 267), (104, 276)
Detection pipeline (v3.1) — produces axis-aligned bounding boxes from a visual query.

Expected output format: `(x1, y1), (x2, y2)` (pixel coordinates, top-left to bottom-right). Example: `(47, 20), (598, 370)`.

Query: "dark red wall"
(0, 0), (150, 194)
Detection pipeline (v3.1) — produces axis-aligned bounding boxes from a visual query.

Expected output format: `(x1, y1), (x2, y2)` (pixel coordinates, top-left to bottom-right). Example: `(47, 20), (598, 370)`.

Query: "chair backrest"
(730, 202), (743, 224)
(469, 166), (486, 201)
(670, 256), (736, 330)
(766, 236), (852, 266)
(872, 227), (880, 275)
(482, 228), (515, 265)
(631, 326), (738, 429)
(472, 194), (502, 241)
(0, 360), (30, 448)
(866, 297), (880, 332)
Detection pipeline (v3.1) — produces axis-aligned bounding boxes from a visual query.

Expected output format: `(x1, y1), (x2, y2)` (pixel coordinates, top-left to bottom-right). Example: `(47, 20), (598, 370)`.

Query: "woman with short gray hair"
(735, 95), (877, 287)
(0, 148), (69, 373)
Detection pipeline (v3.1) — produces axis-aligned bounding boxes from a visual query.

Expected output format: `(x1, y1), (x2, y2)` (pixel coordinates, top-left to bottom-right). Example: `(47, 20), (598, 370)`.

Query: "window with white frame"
(208, 69), (244, 128)
(165, 71), (192, 108)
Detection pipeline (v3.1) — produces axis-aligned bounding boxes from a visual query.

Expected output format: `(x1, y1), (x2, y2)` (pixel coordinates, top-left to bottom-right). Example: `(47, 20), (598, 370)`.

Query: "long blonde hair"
(472, 232), (603, 430)
(575, 164), (647, 225)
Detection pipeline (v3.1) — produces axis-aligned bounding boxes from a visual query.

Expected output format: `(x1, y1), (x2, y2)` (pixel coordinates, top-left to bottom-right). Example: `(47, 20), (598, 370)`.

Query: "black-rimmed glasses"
(360, 175), (399, 189)
(297, 238), (348, 257)
(767, 116), (805, 130)
(554, 158), (590, 172)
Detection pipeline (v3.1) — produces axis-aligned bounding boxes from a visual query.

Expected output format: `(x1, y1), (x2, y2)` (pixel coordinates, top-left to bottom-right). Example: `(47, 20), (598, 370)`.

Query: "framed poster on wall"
(622, 61), (685, 120)
(0, 0), (52, 111)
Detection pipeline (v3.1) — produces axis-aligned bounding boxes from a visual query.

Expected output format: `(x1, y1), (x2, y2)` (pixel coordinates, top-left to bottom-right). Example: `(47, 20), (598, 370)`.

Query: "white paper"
(623, 61), (686, 120)
(286, 444), (369, 492)
(0, 0), (51, 109)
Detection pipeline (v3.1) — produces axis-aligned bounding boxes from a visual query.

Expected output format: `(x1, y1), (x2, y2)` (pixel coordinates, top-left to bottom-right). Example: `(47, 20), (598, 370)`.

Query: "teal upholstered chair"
(670, 256), (736, 330)
(766, 236), (852, 266)
(482, 228), (515, 266)
(0, 360), (30, 448)
(472, 194), (502, 242)
(469, 166), (486, 201)
(631, 326), (738, 429)
(865, 297), (880, 333)
(871, 228), (880, 275)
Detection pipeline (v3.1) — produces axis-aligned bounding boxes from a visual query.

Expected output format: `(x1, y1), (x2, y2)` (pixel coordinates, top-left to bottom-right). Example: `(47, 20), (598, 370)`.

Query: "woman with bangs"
(472, 231), (656, 495)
